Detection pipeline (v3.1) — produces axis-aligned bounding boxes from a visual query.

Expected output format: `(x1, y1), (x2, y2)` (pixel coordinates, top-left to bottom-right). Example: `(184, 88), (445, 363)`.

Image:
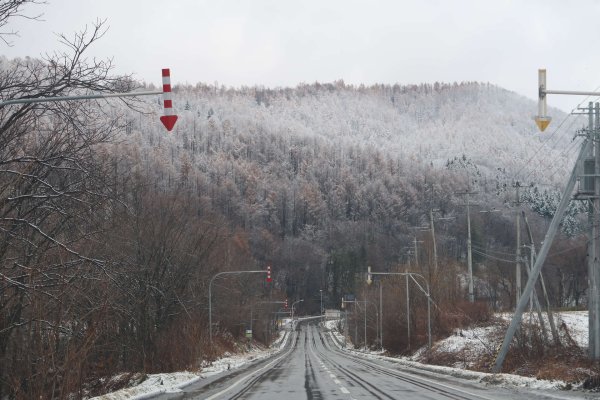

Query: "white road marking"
(204, 331), (297, 400)
(340, 349), (499, 400)
(307, 326), (354, 399)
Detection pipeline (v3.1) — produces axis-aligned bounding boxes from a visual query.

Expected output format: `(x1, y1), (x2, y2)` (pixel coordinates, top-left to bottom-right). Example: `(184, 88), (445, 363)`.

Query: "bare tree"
(0, 0), (44, 46)
(0, 10), (136, 397)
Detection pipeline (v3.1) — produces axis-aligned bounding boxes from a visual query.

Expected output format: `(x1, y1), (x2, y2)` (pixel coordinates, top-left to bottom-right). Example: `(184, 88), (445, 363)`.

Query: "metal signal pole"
(494, 68), (600, 371)
(493, 136), (590, 371)
(0, 68), (179, 132)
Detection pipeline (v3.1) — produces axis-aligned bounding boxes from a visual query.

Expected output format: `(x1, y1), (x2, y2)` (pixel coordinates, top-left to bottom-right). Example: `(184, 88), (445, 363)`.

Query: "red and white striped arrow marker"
(160, 68), (178, 132)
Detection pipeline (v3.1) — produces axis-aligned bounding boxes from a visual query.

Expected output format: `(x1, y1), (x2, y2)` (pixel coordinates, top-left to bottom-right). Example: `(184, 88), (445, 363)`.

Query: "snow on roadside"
(91, 330), (290, 400)
(496, 311), (588, 348)
(323, 319), (353, 348)
(89, 373), (200, 400)
(324, 316), (579, 391)
(430, 325), (499, 368)
(556, 311), (588, 348)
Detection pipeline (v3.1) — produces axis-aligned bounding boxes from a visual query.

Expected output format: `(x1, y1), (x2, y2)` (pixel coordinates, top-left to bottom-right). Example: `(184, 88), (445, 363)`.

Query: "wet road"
(157, 322), (592, 400)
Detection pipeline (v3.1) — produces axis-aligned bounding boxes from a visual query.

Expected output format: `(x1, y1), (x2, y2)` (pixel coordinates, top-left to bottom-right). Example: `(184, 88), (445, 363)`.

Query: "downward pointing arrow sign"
(160, 69), (178, 132)
(160, 115), (178, 132)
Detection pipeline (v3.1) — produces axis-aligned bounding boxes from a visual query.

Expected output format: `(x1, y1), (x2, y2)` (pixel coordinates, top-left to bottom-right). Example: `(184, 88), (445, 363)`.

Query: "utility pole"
(320, 289), (323, 317)
(522, 210), (560, 345)
(209, 269), (269, 344)
(494, 135), (590, 372)
(514, 182), (522, 307)
(456, 190), (478, 302)
(379, 280), (383, 350)
(368, 268), (431, 349)
(414, 236), (420, 267)
(429, 209), (439, 273)
(494, 68), (600, 371)
(406, 234), (424, 268)
(406, 268), (411, 350)
(592, 101), (600, 360)
(520, 243), (549, 344)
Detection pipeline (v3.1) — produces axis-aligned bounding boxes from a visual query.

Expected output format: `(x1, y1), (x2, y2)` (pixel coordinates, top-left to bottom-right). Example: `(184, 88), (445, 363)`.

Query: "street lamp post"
(320, 289), (323, 317)
(209, 270), (268, 344)
(291, 299), (304, 326)
(341, 298), (377, 350)
(378, 280), (383, 351)
(250, 301), (286, 336)
(367, 267), (433, 349)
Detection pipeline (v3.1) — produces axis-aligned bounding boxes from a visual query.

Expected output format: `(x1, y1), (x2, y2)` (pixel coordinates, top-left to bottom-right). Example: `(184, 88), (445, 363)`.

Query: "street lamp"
(209, 269), (268, 344)
(367, 267), (433, 349)
(341, 298), (377, 350)
(250, 301), (286, 336)
(291, 299), (304, 325)
(320, 290), (323, 317)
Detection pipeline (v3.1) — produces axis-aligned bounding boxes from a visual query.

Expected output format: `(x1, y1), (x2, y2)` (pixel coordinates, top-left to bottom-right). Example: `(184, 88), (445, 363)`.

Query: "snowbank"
(324, 316), (582, 392)
(91, 330), (290, 400)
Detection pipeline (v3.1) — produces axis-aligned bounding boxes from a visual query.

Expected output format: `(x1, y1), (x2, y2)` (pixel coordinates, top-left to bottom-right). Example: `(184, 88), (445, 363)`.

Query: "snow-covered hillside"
(132, 81), (581, 187)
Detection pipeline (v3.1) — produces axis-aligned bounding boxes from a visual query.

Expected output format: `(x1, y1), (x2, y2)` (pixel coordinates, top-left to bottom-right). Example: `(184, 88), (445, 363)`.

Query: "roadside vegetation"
(0, 1), (597, 398)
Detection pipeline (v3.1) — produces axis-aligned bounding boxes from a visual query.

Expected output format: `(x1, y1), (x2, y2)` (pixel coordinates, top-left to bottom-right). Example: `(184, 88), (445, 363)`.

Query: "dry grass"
(424, 318), (600, 389)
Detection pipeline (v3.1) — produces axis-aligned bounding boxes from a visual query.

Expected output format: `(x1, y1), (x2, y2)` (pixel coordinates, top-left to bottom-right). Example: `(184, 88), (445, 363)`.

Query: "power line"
(515, 88), (600, 184)
(471, 249), (514, 263)
(471, 244), (516, 257)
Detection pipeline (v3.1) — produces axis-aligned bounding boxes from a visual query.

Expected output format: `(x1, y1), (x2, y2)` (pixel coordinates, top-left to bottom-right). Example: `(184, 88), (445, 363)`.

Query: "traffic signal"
(367, 266), (372, 285)
(534, 69), (551, 132)
(266, 265), (272, 283)
(284, 299), (288, 308)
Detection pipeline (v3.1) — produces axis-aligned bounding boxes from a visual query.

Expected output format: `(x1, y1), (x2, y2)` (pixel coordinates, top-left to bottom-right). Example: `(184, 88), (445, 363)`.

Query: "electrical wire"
(515, 115), (577, 183)
(471, 243), (516, 256)
(515, 86), (600, 184)
(471, 248), (514, 263)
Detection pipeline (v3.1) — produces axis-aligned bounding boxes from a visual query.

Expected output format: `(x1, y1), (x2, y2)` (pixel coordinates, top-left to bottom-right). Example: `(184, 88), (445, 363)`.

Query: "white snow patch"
(324, 315), (585, 392)
(90, 372), (200, 400)
(92, 330), (290, 400)
(555, 311), (588, 348)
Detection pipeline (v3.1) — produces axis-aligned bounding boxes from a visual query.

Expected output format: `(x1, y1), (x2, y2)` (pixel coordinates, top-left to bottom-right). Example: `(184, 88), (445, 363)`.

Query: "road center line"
(204, 331), (296, 400)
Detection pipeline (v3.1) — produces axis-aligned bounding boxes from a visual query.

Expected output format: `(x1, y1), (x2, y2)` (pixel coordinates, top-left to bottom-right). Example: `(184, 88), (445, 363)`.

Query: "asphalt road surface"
(157, 321), (594, 400)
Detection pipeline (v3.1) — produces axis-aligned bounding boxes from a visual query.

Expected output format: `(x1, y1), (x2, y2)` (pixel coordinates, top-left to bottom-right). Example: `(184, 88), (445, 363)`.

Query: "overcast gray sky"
(3, 0), (600, 112)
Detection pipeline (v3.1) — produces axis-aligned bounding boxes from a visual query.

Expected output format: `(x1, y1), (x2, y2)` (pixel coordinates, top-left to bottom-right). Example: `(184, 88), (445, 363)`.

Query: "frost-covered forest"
(0, 2), (592, 397)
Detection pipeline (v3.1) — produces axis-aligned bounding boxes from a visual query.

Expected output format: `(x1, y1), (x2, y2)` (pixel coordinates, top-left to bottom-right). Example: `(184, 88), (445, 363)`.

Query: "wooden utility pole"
(456, 190), (478, 302)
(429, 209), (438, 273)
(495, 69), (600, 371)
(592, 102), (600, 359)
(514, 182), (522, 307)
(493, 135), (591, 372)
(522, 211), (560, 345)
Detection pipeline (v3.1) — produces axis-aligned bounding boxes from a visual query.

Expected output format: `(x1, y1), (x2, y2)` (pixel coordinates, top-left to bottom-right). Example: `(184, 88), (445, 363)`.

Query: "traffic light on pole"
(284, 299), (288, 308)
(266, 265), (272, 283)
(534, 69), (551, 132)
(367, 266), (373, 285)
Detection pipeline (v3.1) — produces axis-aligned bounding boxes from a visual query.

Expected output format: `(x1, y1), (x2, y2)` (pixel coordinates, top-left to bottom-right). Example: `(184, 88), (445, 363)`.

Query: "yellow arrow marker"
(534, 116), (552, 132)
